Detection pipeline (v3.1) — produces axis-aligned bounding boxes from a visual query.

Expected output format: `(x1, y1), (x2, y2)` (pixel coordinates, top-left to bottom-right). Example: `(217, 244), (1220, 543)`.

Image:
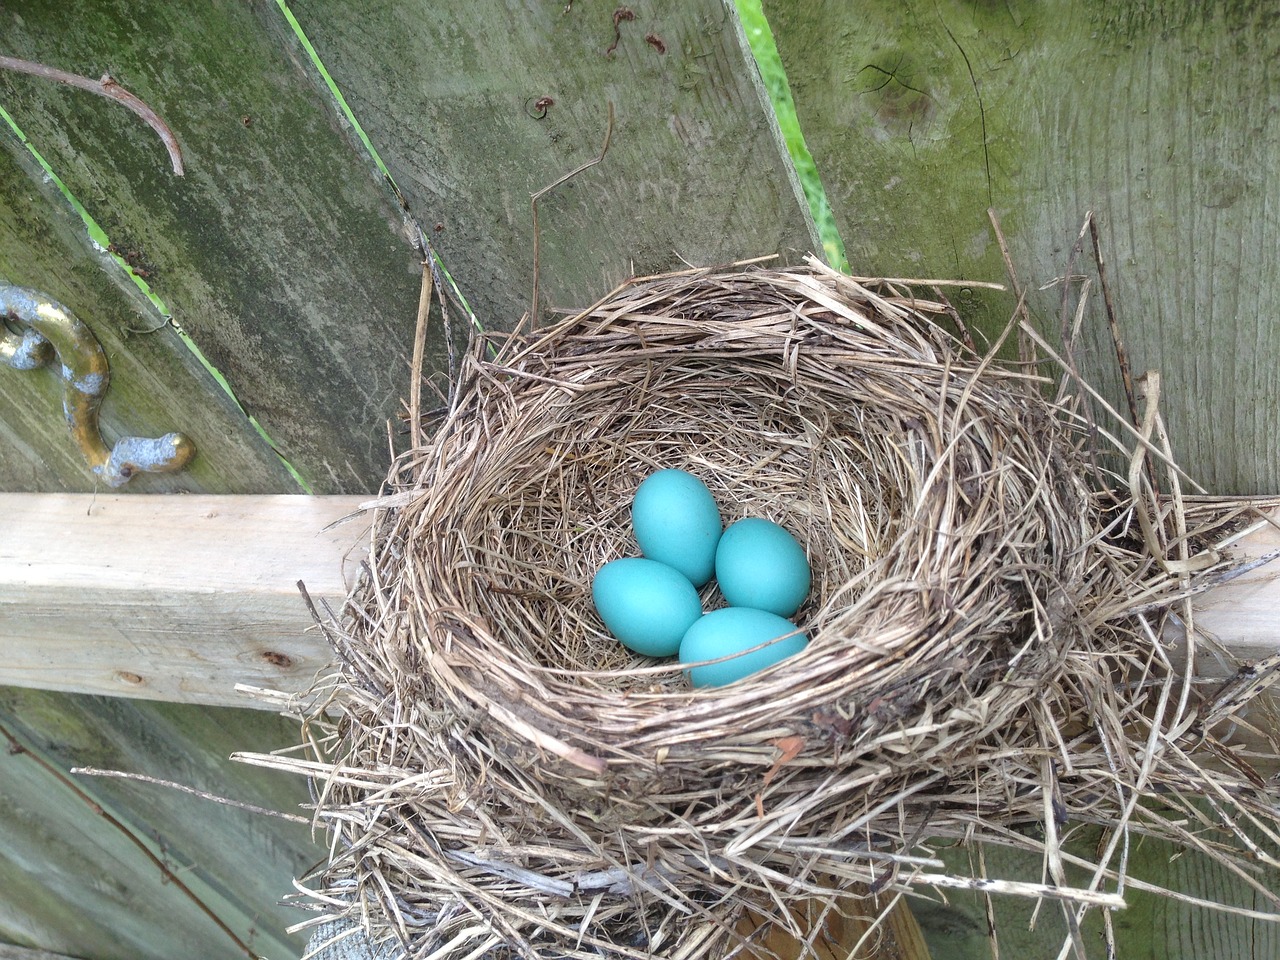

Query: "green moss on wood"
(766, 0), (1280, 493)
(0, 0), (433, 493)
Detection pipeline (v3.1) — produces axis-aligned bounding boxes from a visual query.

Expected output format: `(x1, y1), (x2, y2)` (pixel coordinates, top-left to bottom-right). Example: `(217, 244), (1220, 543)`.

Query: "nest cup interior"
(461, 355), (900, 686)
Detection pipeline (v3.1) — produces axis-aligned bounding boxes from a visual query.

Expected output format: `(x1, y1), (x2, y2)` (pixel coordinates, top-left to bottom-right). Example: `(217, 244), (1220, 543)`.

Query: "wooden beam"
(1, 496), (1278, 712)
(0, 493), (366, 709)
(1188, 510), (1280, 667)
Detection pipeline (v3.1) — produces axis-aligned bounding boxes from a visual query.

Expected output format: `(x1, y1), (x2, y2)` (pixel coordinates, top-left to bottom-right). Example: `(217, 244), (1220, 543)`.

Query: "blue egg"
(679, 607), (808, 687)
(631, 469), (722, 587)
(592, 557), (703, 657)
(714, 518), (811, 617)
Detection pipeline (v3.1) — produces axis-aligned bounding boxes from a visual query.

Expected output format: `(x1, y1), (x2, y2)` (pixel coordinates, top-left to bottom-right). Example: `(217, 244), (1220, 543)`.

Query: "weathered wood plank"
(0, 691), (316, 960)
(0, 125), (298, 494)
(922, 830), (1280, 960)
(1193, 511), (1280, 666)
(0, 0), (429, 494)
(765, 0), (1280, 494)
(0, 946), (87, 960)
(284, 0), (819, 327)
(0, 493), (365, 708)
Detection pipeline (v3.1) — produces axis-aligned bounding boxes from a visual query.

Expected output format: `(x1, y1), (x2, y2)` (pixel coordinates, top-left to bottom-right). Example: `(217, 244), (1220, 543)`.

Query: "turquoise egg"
(679, 607), (808, 687)
(714, 517), (811, 617)
(592, 557), (703, 657)
(631, 469), (722, 587)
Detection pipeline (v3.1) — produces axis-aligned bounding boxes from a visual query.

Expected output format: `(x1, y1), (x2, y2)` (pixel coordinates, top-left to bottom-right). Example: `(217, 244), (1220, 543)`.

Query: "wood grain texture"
(0, 493), (366, 708)
(0, 691), (317, 960)
(1194, 511), (1280, 666)
(0, 0), (429, 494)
(0, 130), (298, 494)
(765, 0), (1280, 494)
(923, 830), (1280, 960)
(284, 0), (819, 328)
(0, 946), (88, 960)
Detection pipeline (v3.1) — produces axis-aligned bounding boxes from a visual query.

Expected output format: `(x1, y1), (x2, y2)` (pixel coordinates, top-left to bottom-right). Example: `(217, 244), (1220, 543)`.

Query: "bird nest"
(276, 260), (1280, 960)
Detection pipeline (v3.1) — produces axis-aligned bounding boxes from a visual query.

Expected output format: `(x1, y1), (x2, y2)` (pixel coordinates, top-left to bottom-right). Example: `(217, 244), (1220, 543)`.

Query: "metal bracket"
(0, 284), (195, 486)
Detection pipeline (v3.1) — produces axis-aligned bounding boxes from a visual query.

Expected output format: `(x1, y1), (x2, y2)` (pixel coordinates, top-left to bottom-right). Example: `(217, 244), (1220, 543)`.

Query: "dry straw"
(264, 258), (1280, 960)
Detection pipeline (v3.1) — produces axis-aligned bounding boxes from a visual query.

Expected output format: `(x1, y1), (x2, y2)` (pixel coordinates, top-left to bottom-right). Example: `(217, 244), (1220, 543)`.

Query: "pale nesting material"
(282, 259), (1279, 960)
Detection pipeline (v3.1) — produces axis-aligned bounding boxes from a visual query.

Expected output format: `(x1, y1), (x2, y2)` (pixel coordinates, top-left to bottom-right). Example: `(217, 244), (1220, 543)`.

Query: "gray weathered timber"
(0, 0), (429, 494)
(285, 0), (819, 328)
(917, 835), (1280, 960)
(0, 947), (87, 960)
(0, 494), (363, 708)
(767, 0), (1280, 494)
(0, 133), (298, 493)
(0, 690), (316, 960)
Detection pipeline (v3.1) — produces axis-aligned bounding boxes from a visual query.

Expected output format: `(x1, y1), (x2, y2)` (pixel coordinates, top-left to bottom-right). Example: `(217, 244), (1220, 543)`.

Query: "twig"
(931, 286), (978, 354)
(0, 720), (257, 959)
(1056, 215), (1092, 389)
(1087, 217), (1137, 426)
(408, 253), (435, 450)
(412, 219), (472, 380)
(528, 100), (615, 329)
(848, 276), (1006, 290)
(1084, 214), (1160, 500)
(71, 766), (312, 824)
(987, 207), (1037, 367)
(0, 54), (184, 175)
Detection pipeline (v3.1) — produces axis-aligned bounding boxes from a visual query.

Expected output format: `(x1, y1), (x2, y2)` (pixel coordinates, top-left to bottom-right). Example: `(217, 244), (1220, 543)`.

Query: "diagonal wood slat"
(0, 138), (298, 494)
(0, 0), (430, 494)
(285, 0), (819, 328)
(765, 0), (1280, 494)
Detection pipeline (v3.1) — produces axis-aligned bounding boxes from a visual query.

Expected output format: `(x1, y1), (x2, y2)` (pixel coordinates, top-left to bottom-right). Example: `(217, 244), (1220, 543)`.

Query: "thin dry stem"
(0, 54), (185, 175)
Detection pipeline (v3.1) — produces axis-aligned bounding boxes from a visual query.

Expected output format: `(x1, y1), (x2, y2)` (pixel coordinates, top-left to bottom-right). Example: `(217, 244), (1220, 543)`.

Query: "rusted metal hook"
(0, 284), (195, 486)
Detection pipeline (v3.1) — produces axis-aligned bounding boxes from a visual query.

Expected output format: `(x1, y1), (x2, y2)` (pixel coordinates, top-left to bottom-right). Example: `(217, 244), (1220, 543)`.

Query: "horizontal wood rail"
(1, 494), (1277, 712)
(0, 494), (365, 708)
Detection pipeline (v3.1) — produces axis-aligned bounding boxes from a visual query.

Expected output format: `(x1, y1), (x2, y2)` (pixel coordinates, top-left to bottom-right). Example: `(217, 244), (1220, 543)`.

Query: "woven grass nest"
(290, 259), (1280, 959)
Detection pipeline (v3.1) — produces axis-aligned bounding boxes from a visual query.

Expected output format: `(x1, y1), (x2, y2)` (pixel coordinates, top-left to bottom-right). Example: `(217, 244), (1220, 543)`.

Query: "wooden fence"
(2, 1), (1279, 958)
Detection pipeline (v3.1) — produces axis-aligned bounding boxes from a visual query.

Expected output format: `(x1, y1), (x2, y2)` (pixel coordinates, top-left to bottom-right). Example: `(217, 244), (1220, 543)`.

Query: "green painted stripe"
(0, 103), (313, 492)
(273, 0), (398, 189)
(734, 0), (848, 271)
(274, 0), (486, 336)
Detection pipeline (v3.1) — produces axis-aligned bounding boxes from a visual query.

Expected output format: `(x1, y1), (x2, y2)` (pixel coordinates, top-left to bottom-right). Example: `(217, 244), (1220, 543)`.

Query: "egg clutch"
(591, 469), (811, 687)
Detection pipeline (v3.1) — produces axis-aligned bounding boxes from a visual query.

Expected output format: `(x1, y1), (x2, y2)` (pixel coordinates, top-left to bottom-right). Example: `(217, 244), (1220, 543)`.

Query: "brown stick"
(0, 54), (184, 175)
(987, 208), (1037, 366)
(1087, 215), (1160, 500)
(408, 256), (435, 450)
(1087, 216), (1140, 431)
